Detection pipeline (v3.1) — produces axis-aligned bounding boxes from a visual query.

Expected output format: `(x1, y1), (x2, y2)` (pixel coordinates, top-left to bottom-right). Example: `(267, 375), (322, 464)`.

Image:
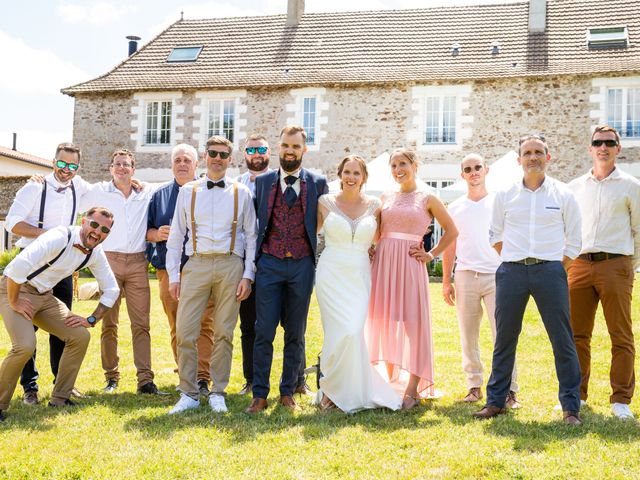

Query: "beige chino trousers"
(0, 278), (90, 410)
(176, 254), (243, 399)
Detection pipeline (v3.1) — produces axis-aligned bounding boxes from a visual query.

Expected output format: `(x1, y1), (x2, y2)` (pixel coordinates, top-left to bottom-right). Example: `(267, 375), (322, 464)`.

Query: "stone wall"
(0, 176), (30, 216)
(71, 74), (640, 183)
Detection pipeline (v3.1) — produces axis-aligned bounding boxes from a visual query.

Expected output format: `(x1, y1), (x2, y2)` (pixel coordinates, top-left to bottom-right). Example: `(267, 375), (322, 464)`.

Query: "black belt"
(510, 257), (549, 265)
(578, 252), (626, 262)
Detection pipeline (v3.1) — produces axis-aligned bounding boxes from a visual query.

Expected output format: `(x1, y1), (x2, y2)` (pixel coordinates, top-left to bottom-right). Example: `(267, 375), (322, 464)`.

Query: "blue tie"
(284, 175), (297, 207)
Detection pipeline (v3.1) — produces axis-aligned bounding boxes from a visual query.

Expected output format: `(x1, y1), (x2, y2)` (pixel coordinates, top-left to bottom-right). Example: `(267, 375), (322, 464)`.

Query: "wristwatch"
(87, 315), (97, 327)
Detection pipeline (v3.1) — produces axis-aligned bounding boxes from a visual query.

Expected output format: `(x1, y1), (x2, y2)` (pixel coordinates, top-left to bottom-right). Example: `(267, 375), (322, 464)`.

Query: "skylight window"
(167, 46), (203, 62)
(587, 26), (629, 49)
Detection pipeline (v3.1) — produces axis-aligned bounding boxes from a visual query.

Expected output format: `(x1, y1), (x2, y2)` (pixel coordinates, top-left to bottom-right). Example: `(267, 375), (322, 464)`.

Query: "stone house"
(62, 0), (640, 185)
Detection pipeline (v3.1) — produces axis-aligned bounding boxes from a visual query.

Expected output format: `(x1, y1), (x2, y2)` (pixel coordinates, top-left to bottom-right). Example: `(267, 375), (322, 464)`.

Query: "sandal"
(402, 394), (420, 410)
(319, 394), (337, 411)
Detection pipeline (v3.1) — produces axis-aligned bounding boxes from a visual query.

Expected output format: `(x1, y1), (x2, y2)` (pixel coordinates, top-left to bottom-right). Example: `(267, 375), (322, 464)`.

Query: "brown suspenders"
(189, 180), (239, 255)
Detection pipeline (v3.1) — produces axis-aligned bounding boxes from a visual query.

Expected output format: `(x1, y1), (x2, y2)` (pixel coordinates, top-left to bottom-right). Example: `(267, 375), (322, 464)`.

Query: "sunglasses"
(591, 139), (618, 148)
(463, 165), (484, 174)
(89, 220), (111, 234)
(245, 146), (268, 155)
(111, 162), (133, 169)
(207, 150), (231, 159)
(55, 159), (80, 171)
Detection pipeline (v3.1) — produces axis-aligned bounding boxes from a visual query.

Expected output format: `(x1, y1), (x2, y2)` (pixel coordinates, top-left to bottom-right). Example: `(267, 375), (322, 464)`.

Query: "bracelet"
(427, 251), (435, 261)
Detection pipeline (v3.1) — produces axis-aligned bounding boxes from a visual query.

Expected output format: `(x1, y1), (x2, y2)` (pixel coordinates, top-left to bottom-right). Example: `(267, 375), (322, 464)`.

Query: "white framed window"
(302, 97), (317, 145)
(286, 87), (329, 151)
(410, 85), (472, 152)
(145, 100), (172, 145)
(591, 77), (640, 147)
(207, 99), (236, 142)
(131, 92), (183, 152)
(194, 91), (247, 151)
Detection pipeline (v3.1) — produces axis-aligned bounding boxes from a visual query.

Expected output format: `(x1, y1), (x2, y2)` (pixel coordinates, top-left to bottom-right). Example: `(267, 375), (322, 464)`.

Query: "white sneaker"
(553, 399), (586, 411)
(209, 393), (228, 413)
(168, 393), (199, 415)
(612, 402), (635, 420)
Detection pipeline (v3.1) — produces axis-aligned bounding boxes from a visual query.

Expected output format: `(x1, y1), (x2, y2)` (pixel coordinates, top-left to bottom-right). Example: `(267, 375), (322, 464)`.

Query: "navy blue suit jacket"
(254, 168), (328, 261)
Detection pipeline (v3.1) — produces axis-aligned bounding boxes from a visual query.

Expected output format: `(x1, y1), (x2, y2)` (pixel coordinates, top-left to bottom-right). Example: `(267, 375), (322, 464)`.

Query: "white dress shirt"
(4, 226), (120, 307)
(568, 167), (640, 269)
(79, 181), (153, 253)
(5, 173), (93, 248)
(490, 176), (582, 262)
(448, 193), (502, 273)
(278, 167), (301, 196)
(237, 168), (273, 198)
(166, 176), (257, 283)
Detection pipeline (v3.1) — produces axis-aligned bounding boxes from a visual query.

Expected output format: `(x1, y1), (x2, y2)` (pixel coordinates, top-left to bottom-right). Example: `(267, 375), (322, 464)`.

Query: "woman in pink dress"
(367, 148), (458, 410)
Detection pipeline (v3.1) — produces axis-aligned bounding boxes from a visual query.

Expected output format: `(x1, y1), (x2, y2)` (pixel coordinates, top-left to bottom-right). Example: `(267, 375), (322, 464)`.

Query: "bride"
(315, 155), (401, 413)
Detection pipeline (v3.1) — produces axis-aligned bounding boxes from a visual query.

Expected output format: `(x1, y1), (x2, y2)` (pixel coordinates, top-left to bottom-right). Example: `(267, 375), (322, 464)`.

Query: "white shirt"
(237, 168), (273, 198)
(568, 167), (640, 270)
(278, 167), (301, 196)
(448, 193), (502, 273)
(4, 226), (119, 307)
(5, 173), (93, 248)
(166, 176), (257, 283)
(490, 176), (582, 262)
(79, 181), (153, 254)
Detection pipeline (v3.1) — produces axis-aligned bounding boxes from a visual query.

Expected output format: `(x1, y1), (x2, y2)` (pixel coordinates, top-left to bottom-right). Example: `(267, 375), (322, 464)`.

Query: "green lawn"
(1, 279), (639, 479)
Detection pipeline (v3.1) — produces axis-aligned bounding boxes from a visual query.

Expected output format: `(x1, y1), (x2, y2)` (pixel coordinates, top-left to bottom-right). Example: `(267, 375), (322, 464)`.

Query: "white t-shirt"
(448, 193), (502, 273)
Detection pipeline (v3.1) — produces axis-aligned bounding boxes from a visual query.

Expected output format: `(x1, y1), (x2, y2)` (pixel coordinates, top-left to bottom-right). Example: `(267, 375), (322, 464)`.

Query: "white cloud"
(57, 1), (137, 26)
(0, 30), (89, 95)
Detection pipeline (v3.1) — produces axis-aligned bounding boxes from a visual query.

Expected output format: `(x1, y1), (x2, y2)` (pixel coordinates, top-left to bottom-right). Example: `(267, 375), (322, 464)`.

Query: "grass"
(0, 279), (639, 479)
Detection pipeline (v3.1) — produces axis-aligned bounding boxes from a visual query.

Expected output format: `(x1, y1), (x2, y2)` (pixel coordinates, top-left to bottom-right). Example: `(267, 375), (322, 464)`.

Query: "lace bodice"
(319, 195), (380, 252)
(380, 190), (432, 236)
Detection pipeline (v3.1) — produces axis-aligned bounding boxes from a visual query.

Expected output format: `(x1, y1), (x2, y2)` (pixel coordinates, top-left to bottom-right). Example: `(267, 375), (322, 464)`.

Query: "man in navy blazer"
(246, 125), (328, 413)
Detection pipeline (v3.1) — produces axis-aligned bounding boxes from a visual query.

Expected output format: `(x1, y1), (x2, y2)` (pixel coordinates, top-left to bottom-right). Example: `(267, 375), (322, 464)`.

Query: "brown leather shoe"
(472, 405), (506, 419)
(294, 383), (314, 397)
(238, 382), (252, 396)
(463, 387), (482, 403)
(506, 390), (521, 409)
(563, 410), (583, 426)
(279, 395), (300, 411)
(245, 397), (268, 414)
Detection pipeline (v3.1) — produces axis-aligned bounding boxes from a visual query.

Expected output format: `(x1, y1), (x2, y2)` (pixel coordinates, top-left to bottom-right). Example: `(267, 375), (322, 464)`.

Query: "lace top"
(380, 190), (432, 236)
(319, 194), (380, 251)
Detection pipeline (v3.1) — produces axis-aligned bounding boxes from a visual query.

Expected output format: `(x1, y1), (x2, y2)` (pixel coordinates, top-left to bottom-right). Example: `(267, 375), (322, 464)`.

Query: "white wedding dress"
(315, 195), (402, 413)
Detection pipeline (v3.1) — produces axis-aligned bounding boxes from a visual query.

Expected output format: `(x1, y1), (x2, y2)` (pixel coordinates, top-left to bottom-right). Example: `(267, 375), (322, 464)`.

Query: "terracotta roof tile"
(62, 0), (640, 95)
(0, 146), (52, 169)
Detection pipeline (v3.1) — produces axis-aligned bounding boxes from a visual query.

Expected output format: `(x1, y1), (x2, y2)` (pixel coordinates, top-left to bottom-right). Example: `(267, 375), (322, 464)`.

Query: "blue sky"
(1, 0), (517, 159)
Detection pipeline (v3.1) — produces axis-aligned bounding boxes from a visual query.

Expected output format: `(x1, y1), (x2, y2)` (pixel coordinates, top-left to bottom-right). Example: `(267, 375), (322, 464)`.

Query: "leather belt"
(578, 252), (626, 262)
(510, 257), (549, 266)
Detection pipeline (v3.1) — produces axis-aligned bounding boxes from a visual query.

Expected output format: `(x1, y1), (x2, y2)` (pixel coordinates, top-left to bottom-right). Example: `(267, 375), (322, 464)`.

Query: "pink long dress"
(366, 190), (435, 398)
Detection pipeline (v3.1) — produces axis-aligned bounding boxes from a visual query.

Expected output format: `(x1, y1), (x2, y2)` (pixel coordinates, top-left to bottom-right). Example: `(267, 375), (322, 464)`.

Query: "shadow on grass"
(433, 402), (640, 452)
(116, 389), (444, 442)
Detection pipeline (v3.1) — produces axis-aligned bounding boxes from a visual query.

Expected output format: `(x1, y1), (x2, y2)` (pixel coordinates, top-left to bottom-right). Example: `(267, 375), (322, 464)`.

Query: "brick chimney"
(528, 0), (547, 33)
(287, 0), (304, 26)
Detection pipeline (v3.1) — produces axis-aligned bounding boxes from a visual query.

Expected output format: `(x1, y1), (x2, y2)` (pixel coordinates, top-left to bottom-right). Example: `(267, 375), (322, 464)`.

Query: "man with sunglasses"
(474, 134), (583, 425)
(166, 136), (256, 415)
(80, 149), (164, 395)
(246, 125), (328, 414)
(5, 142), (93, 405)
(146, 143), (215, 397)
(442, 153), (519, 407)
(0, 207), (119, 421)
(567, 125), (640, 420)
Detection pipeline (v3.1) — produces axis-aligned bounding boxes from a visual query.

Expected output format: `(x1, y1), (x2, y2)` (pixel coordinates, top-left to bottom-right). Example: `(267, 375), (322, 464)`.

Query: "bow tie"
(73, 244), (91, 255)
(55, 186), (70, 193)
(207, 180), (225, 189)
(284, 175), (297, 186)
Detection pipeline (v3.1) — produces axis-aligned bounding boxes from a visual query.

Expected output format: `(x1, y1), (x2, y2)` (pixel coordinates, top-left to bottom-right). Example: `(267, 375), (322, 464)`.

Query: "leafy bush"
(427, 259), (443, 277)
(0, 248), (20, 274)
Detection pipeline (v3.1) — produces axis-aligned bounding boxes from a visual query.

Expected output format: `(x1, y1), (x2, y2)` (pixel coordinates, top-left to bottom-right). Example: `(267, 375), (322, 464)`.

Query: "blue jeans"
(486, 261), (581, 412)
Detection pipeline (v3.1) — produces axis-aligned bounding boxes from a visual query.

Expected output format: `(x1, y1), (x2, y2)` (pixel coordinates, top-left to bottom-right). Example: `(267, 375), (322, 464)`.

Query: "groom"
(246, 125), (328, 413)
